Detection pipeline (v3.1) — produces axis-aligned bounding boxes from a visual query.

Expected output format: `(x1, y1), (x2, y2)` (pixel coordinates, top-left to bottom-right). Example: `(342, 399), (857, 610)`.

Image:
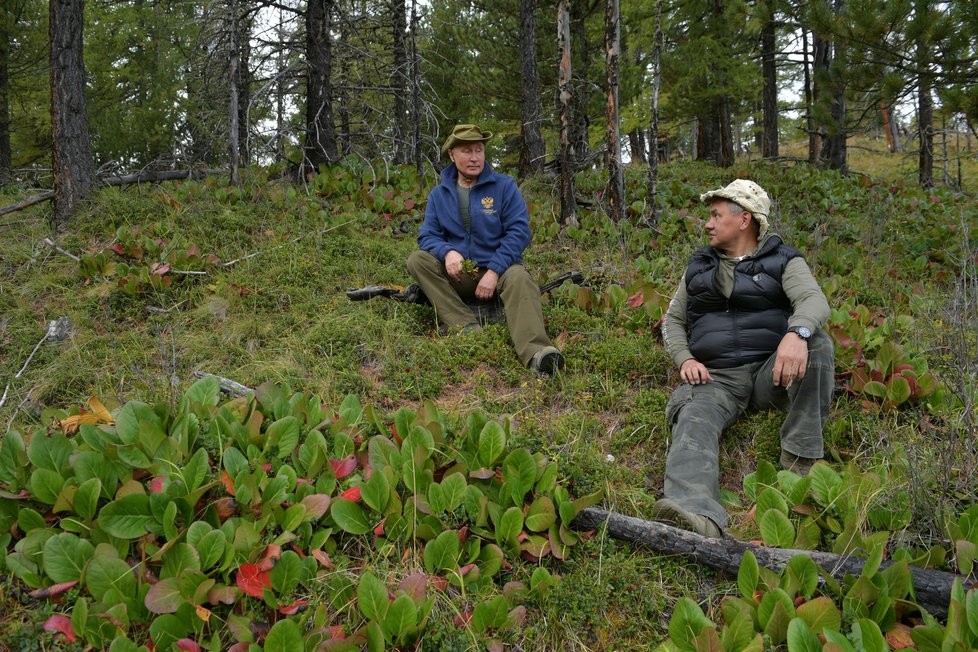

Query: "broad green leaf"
(786, 617), (823, 652)
(196, 530), (227, 570)
(851, 618), (886, 652)
(266, 416), (300, 459)
(668, 598), (714, 652)
(758, 588), (795, 629)
(785, 555), (820, 598)
(357, 570), (390, 622)
(361, 468), (390, 513)
(477, 421), (506, 469)
(423, 529), (460, 573)
(330, 499), (373, 535)
(73, 478), (101, 521)
(263, 618), (304, 652)
(17, 508), (46, 533)
(85, 545), (137, 602)
(280, 504), (306, 532)
(144, 578), (184, 614)
(0, 430), (28, 486)
(182, 448), (209, 493)
(760, 509), (796, 548)
(99, 493), (156, 539)
(535, 461), (558, 494)
(115, 401), (161, 445)
(571, 489), (603, 514)
(439, 472), (466, 513)
(339, 394), (363, 424)
(222, 447), (248, 478)
(149, 614), (191, 652)
(472, 595), (508, 633)
(117, 445), (152, 469)
(796, 596), (842, 634)
(721, 612), (756, 652)
(885, 375), (912, 405)
(502, 448), (537, 506)
(270, 551), (303, 594)
(384, 593), (418, 641)
(756, 487), (789, 520)
(27, 432), (73, 473)
(497, 507), (523, 544)
(30, 468), (64, 505)
(525, 496), (556, 532)
(42, 533), (95, 583)
(737, 550), (759, 599)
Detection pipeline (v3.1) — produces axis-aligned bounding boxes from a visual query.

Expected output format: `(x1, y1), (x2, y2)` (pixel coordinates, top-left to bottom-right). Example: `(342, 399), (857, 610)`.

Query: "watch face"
(796, 327), (812, 339)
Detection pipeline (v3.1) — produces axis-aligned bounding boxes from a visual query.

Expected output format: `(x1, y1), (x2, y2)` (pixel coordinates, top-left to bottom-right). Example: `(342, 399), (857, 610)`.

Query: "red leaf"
(260, 463), (272, 472)
(626, 292), (645, 308)
(29, 581), (78, 600)
(291, 545), (307, 559)
(311, 549), (334, 568)
(404, 199), (416, 210)
(176, 639), (203, 652)
(151, 262), (171, 276)
(110, 243), (126, 256)
(235, 563), (272, 598)
(459, 563), (477, 576)
(149, 476), (167, 493)
(257, 544), (281, 572)
(374, 517), (386, 537)
(330, 455), (357, 479)
(43, 615), (76, 642)
(228, 644), (251, 652)
(454, 606), (472, 627)
(398, 573), (427, 603)
(278, 599), (308, 615)
(431, 576), (449, 593)
(339, 486), (361, 502)
(221, 470), (236, 496)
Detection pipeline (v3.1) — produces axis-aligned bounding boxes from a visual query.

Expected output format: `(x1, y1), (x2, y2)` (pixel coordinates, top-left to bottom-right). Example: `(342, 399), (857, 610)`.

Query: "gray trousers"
(406, 250), (554, 365)
(663, 328), (835, 529)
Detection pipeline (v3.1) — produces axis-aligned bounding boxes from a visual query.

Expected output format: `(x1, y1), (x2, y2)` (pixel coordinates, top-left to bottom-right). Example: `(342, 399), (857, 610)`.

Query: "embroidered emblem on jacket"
(480, 196), (496, 215)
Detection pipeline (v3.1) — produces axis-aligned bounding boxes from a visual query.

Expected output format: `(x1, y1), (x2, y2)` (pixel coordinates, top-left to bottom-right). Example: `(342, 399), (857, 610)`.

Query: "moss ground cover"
(0, 155), (976, 650)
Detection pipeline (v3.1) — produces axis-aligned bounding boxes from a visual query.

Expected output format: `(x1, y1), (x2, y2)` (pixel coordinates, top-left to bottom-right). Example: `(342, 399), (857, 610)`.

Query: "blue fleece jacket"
(418, 163), (530, 275)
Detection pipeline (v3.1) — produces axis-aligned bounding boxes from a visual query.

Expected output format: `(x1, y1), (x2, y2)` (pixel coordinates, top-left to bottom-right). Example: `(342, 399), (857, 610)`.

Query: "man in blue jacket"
(407, 124), (565, 374)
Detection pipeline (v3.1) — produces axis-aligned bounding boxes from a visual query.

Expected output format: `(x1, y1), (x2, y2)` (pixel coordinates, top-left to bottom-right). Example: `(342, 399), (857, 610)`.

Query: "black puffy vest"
(686, 236), (802, 368)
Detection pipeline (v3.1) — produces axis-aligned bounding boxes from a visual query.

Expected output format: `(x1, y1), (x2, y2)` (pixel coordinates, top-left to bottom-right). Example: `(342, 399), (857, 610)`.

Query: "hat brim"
(442, 131), (493, 154)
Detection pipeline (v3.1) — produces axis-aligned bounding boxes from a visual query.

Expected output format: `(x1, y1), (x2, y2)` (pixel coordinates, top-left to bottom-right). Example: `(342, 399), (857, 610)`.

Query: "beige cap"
(700, 179), (771, 236)
(442, 124), (493, 155)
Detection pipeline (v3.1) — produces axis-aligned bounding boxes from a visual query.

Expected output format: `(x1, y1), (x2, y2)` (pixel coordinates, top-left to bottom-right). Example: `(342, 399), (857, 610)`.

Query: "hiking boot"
(650, 498), (722, 538)
(528, 346), (565, 375)
(780, 450), (819, 477)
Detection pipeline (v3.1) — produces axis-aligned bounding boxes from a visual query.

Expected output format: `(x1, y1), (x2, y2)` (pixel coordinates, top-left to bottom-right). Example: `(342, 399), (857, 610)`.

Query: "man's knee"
(407, 250), (438, 277)
(807, 329), (835, 367)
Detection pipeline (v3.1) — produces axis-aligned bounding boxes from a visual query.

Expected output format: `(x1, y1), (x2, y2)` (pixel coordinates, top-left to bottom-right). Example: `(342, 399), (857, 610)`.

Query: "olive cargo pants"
(406, 250), (555, 365)
(662, 328), (835, 529)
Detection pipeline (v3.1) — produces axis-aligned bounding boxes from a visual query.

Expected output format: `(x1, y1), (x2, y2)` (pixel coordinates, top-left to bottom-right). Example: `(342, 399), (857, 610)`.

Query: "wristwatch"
(788, 326), (812, 340)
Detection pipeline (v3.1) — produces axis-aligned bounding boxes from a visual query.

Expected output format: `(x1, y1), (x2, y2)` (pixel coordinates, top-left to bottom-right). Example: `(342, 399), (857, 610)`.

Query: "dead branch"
(41, 238), (80, 262)
(573, 507), (974, 620)
(0, 169), (225, 217)
(192, 371), (254, 398)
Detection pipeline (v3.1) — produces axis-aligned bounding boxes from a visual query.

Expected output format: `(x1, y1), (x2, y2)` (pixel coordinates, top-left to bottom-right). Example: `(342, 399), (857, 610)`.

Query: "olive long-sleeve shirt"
(662, 234), (830, 370)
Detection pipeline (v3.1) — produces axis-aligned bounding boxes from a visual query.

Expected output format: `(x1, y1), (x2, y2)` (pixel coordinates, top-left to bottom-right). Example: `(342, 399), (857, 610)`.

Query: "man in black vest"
(652, 179), (834, 537)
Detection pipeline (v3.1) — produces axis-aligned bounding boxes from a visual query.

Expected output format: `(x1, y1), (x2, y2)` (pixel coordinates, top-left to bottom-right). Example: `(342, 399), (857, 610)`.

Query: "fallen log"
(0, 169), (224, 217)
(574, 506), (974, 620)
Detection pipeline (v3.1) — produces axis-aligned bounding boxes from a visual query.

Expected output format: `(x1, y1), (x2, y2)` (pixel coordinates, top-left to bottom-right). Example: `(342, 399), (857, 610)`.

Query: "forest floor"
(0, 145), (976, 650)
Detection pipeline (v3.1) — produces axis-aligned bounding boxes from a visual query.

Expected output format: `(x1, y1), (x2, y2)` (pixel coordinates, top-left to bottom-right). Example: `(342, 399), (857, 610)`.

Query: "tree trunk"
(410, 0), (422, 176)
(0, 5), (11, 183)
(391, 0), (408, 165)
(573, 507), (972, 621)
(820, 0), (846, 171)
(645, 0), (662, 226)
(518, 0), (544, 179)
(628, 130), (645, 164)
(569, 0), (590, 164)
(236, 9), (252, 167)
(557, 0), (577, 226)
(228, 0), (240, 186)
(304, 0), (338, 176)
(803, 28), (817, 164)
(880, 101), (897, 153)
(49, 0), (96, 232)
(604, 0), (623, 221)
(760, 2), (778, 158)
(915, 0), (933, 188)
(720, 94), (734, 166)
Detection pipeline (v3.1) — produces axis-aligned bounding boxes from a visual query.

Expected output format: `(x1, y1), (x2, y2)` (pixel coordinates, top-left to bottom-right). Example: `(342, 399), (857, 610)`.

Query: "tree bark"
(915, 0), (933, 188)
(410, 0), (422, 175)
(803, 28), (818, 164)
(49, 0), (96, 232)
(0, 5), (11, 184)
(518, 0), (544, 179)
(628, 130), (645, 164)
(228, 0), (240, 186)
(604, 0), (623, 221)
(760, 2), (778, 158)
(569, 0), (590, 164)
(391, 0), (409, 165)
(557, 0), (577, 227)
(645, 0), (662, 226)
(304, 0), (338, 176)
(573, 507), (974, 621)
(236, 8), (252, 168)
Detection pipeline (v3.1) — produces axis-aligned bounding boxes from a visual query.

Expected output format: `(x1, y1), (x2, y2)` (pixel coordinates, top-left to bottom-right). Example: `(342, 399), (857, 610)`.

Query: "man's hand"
(475, 269), (499, 300)
(444, 250), (464, 281)
(680, 358), (712, 384)
(773, 332), (809, 388)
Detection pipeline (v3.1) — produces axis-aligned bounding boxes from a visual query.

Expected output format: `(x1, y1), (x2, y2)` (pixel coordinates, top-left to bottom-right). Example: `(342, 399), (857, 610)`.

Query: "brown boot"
(650, 498), (722, 538)
(780, 450), (819, 477)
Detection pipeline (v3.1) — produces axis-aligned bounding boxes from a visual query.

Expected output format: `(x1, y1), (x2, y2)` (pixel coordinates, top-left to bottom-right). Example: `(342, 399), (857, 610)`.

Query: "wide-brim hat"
(700, 179), (772, 236)
(442, 124), (493, 155)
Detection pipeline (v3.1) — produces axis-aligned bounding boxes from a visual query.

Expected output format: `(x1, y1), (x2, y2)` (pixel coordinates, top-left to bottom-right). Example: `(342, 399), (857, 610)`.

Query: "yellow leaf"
(88, 397), (115, 424)
(195, 605), (211, 623)
(59, 413), (100, 434)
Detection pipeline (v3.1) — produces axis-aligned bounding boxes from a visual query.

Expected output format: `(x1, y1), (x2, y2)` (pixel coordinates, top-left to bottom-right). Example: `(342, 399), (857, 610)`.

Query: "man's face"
(705, 200), (748, 252)
(450, 142), (485, 179)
